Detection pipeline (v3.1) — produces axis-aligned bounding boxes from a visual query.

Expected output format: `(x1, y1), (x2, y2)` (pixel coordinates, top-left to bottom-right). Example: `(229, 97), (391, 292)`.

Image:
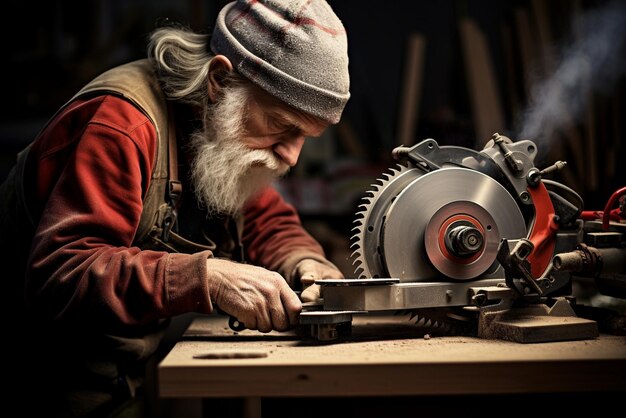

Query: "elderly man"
(0, 0), (349, 415)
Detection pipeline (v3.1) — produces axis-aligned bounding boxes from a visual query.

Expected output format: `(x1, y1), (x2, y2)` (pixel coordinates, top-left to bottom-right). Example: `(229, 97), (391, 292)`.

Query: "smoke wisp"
(517, 1), (626, 147)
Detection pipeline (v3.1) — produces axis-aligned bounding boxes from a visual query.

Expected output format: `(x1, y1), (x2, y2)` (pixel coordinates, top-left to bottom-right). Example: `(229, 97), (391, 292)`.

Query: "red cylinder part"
(602, 186), (626, 230)
(580, 209), (622, 222)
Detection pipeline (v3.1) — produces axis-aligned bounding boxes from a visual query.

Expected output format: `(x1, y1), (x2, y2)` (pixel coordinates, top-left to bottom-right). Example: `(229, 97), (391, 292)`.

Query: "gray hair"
(147, 26), (247, 108)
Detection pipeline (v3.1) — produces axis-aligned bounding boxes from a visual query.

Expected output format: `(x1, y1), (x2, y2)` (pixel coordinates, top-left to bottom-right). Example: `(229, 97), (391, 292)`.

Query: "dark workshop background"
(1, 0), (625, 277)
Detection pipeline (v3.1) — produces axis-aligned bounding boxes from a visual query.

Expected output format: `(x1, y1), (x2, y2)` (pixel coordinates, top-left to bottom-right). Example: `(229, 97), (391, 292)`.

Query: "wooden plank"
(159, 316), (626, 398)
(585, 96), (598, 192)
(530, 0), (555, 74)
(514, 4), (583, 190)
(608, 86), (621, 183)
(500, 22), (521, 123)
(396, 33), (426, 146)
(458, 18), (505, 146)
(557, 1), (586, 193)
(514, 8), (536, 95)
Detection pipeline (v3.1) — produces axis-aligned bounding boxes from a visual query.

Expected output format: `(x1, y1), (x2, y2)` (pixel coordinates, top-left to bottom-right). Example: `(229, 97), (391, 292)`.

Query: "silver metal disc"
(381, 167), (526, 282)
(424, 201), (499, 279)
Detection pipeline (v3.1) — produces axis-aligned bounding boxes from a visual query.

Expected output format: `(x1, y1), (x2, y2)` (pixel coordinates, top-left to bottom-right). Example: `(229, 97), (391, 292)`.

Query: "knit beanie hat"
(210, 0), (350, 124)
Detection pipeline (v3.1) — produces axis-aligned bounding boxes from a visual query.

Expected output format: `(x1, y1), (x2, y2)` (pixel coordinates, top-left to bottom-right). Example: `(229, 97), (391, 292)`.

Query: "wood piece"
(515, 4), (583, 191)
(458, 18), (505, 146)
(396, 33), (426, 146)
(514, 8), (535, 96)
(585, 96), (598, 191)
(478, 306), (599, 343)
(159, 315), (626, 398)
(608, 86), (621, 182)
(554, 1), (585, 194)
(530, 0), (555, 74)
(500, 22), (521, 122)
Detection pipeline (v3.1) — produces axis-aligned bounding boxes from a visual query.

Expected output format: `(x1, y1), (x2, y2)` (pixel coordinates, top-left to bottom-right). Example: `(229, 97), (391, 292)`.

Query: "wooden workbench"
(159, 313), (626, 404)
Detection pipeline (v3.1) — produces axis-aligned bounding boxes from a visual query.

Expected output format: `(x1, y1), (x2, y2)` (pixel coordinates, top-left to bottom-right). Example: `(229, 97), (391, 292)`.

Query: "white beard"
(188, 84), (290, 216)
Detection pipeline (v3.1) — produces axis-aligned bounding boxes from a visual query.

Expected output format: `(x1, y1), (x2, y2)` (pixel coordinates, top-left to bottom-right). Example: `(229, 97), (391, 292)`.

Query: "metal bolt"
(445, 224), (484, 256)
(526, 168), (541, 186)
(540, 161), (567, 176)
(520, 191), (530, 202)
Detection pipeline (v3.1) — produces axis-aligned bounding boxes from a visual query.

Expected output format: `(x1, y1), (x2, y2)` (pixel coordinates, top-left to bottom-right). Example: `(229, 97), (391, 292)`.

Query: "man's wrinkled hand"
(296, 259), (344, 302)
(207, 258), (302, 333)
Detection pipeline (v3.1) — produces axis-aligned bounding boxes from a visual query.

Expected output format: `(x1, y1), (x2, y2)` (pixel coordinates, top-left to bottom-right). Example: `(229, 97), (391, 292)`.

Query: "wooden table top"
(158, 314), (626, 398)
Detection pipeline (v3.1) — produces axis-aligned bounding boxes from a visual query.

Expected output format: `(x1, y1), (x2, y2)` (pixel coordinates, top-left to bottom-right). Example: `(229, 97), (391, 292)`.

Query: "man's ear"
(207, 55), (234, 103)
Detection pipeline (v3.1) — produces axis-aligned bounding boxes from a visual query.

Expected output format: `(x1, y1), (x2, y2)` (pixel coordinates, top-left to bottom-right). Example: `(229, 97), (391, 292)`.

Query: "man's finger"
(280, 287), (302, 327)
(269, 304), (289, 332)
(257, 308), (273, 333)
(299, 271), (318, 287)
(238, 311), (257, 332)
(300, 284), (321, 303)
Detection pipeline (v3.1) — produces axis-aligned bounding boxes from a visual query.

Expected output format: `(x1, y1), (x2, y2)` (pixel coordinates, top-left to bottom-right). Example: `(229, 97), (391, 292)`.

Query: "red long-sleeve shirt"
(24, 94), (326, 329)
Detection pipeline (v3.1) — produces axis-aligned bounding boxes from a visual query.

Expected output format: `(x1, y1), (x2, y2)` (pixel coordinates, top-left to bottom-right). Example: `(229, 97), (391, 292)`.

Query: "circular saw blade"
(350, 164), (424, 278)
(381, 167), (527, 282)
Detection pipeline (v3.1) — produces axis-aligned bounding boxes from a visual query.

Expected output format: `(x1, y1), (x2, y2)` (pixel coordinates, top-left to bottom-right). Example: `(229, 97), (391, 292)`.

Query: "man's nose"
(274, 136), (305, 167)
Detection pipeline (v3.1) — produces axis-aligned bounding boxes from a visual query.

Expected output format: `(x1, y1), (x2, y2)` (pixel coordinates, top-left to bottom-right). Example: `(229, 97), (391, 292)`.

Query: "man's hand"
(296, 259), (344, 303)
(207, 258), (302, 333)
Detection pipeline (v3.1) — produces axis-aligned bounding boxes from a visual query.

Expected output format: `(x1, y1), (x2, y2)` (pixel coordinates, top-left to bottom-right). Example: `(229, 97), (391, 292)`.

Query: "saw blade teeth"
(408, 309), (477, 336)
(350, 246), (363, 256)
(350, 235), (360, 244)
(351, 253), (365, 264)
(349, 161), (416, 279)
(351, 256), (362, 265)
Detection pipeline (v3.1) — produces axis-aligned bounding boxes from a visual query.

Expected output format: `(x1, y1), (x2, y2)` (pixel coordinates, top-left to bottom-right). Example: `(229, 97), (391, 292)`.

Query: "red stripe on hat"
(257, 0), (347, 37)
(231, 0), (258, 24)
(282, 16), (346, 36)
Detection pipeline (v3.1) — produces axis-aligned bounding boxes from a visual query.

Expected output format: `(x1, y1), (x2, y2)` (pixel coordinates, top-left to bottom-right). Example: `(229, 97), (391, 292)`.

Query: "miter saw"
(299, 133), (626, 343)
